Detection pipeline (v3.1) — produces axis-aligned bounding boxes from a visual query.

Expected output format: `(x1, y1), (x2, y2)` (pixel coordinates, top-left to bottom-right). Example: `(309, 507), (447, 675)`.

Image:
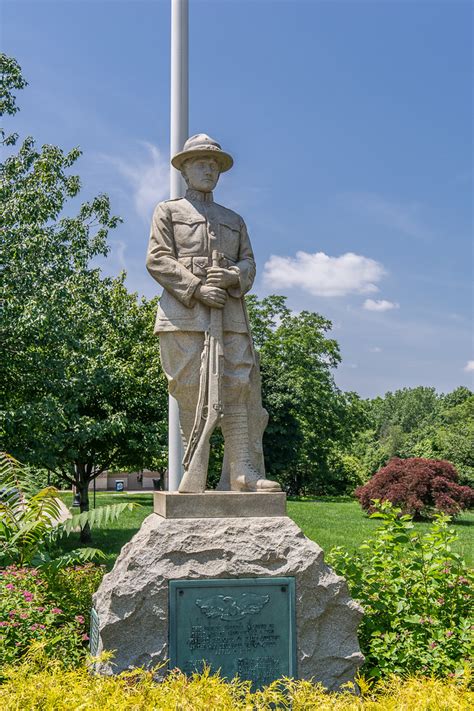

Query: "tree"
(350, 386), (474, 486)
(1, 55), (168, 540)
(405, 393), (474, 487)
(246, 296), (304, 486)
(369, 386), (439, 439)
(246, 295), (367, 494)
(0, 53), (27, 146)
(3, 279), (168, 533)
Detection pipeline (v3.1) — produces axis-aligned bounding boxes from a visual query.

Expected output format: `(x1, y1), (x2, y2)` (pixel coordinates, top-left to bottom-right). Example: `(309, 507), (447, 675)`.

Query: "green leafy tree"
(369, 386), (439, 439)
(0, 53), (27, 146)
(350, 386), (473, 485)
(246, 296), (303, 485)
(1, 55), (168, 539)
(4, 280), (168, 535)
(405, 394), (474, 487)
(246, 295), (367, 494)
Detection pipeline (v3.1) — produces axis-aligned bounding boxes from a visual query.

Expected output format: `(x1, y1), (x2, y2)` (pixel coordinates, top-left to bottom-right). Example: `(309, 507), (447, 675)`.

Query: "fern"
(0, 452), (38, 502)
(39, 548), (106, 573)
(60, 502), (138, 537)
(0, 452), (139, 568)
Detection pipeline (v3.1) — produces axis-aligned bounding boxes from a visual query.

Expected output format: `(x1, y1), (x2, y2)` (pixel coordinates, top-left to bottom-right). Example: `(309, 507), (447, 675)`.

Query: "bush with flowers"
(327, 501), (473, 680)
(0, 563), (104, 670)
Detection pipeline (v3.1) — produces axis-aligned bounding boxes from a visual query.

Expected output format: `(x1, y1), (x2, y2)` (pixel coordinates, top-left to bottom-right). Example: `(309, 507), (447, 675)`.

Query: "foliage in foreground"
(327, 502), (473, 680)
(0, 453), (138, 566)
(0, 653), (472, 711)
(0, 564), (104, 670)
(355, 457), (474, 519)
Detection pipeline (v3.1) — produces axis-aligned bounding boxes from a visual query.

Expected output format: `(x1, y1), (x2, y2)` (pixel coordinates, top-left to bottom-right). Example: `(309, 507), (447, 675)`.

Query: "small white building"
(92, 470), (167, 491)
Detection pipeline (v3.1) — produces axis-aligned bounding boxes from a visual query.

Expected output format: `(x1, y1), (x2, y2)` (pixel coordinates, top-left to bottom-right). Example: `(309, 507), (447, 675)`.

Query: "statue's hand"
(194, 284), (227, 309)
(205, 267), (240, 290)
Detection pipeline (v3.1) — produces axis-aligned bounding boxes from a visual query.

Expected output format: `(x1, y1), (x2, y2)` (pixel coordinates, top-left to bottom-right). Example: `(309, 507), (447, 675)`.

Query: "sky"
(2, 0), (473, 398)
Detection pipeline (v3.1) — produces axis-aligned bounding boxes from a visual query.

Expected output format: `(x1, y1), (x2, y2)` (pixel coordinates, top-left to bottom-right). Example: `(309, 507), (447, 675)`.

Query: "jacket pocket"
(219, 220), (240, 261)
(172, 214), (206, 254)
(157, 288), (197, 322)
(191, 256), (210, 279)
(177, 255), (209, 281)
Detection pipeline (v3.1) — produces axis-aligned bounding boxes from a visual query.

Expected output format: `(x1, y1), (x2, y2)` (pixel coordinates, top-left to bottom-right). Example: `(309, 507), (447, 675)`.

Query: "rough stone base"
(93, 515), (364, 690)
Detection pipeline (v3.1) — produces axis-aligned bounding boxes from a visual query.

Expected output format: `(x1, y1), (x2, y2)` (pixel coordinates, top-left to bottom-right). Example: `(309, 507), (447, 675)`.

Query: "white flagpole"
(168, 0), (188, 491)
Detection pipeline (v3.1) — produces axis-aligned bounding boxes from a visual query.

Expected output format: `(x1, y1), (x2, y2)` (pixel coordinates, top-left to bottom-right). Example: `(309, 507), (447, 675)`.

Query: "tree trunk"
(292, 467), (302, 497)
(75, 462), (92, 544)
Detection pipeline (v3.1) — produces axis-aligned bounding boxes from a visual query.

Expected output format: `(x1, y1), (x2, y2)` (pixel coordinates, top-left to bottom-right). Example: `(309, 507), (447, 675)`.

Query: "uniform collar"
(185, 189), (214, 203)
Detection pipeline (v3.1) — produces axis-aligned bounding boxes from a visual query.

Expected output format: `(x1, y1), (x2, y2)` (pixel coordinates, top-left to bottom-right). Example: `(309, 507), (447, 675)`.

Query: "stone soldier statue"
(146, 134), (280, 493)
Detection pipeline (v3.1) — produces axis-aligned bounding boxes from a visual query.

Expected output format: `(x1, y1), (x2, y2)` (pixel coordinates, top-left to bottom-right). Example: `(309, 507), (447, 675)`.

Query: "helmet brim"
(171, 147), (233, 173)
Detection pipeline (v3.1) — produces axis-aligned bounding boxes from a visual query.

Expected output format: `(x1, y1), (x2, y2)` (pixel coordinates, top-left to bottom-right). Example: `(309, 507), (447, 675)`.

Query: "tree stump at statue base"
(92, 498), (364, 691)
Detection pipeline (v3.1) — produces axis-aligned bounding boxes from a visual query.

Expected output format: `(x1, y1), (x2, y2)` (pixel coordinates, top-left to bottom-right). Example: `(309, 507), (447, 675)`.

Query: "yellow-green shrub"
(0, 651), (472, 710)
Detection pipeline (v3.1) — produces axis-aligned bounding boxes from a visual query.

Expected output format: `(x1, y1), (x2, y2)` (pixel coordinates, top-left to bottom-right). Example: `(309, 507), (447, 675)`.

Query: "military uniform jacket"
(146, 189), (256, 333)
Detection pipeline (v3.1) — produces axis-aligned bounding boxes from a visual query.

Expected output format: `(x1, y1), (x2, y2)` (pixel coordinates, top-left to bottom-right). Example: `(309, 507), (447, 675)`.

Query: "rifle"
(179, 250), (225, 493)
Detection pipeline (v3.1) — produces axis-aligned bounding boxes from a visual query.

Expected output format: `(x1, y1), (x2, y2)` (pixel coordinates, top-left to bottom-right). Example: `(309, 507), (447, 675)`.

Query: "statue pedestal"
(93, 497), (363, 690)
(153, 490), (286, 518)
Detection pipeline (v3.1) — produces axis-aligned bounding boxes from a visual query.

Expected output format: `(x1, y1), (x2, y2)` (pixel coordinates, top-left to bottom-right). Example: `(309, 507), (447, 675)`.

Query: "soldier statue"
(146, 134), (280, 494)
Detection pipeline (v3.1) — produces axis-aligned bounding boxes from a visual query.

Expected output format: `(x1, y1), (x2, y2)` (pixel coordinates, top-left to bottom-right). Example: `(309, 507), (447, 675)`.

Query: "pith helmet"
(171, 134), (234, 173)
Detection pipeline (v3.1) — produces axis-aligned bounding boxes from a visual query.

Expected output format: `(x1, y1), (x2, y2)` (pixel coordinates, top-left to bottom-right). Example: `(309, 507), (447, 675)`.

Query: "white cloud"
(369, 346), (382, 353)
(263, 251), (386, 297)
(344, 191), (432, 241)
(464, 360), (474, 372)
(100, 142), (169, 223)
(363, 299), (400, 312)
(109, 239), (127, 270)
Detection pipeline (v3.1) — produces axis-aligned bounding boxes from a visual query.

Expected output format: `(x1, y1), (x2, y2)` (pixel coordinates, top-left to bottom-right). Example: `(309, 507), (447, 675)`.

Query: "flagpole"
(168, 0), (188, 491)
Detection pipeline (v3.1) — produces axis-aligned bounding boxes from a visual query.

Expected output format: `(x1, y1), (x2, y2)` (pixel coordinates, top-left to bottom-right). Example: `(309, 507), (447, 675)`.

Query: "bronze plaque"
(169, 577), (296, 688)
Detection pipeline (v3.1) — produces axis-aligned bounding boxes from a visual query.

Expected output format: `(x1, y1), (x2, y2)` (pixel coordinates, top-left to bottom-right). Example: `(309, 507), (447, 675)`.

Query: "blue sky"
(3, 0), (473, 397)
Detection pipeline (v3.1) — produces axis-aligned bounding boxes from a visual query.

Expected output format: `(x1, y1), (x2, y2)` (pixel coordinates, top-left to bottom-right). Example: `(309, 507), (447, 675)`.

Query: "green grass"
(58, 492), (474, 569)
(59, 493), (154, 569)
(287, 499), (474, 565)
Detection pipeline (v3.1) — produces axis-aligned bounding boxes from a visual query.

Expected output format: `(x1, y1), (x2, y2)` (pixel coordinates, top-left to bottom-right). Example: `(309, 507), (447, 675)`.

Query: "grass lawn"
(288, 499), (474, 565)
(59, 492), (474, 569)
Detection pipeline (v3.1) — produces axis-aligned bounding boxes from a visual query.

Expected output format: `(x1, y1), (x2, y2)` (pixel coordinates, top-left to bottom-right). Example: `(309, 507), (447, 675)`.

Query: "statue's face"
(182, 157), (220, 192)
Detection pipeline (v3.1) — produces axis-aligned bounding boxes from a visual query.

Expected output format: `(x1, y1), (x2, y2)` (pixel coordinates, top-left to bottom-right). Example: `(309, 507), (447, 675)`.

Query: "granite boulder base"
(93, 512), (364, 691)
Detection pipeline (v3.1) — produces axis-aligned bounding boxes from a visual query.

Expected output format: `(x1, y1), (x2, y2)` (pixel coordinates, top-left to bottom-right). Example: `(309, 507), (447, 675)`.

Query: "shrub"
(44, 563), (105, 622)
(327, 502), (473, 680)
(354, 457), (474, 519)
(0, 653), (472, 710)
(325, 450), (366, 494)
(0, 563), (104, 670)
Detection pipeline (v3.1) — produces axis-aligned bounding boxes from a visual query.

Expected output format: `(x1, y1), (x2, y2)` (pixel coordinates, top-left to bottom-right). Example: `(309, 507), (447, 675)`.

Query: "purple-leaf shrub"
(355, 458), (474, 519)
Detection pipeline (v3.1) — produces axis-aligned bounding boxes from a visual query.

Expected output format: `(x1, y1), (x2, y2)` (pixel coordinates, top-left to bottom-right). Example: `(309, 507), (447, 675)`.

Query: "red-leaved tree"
(355, 457), (474, 519)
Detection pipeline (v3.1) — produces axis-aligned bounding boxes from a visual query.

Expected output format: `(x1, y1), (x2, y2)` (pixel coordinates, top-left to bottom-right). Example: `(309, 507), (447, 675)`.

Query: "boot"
(221, 405), (281, 492)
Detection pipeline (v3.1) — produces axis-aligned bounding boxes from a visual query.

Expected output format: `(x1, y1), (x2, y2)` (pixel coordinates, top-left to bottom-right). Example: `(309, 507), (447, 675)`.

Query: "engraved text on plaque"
(169, 577), (296, 688)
